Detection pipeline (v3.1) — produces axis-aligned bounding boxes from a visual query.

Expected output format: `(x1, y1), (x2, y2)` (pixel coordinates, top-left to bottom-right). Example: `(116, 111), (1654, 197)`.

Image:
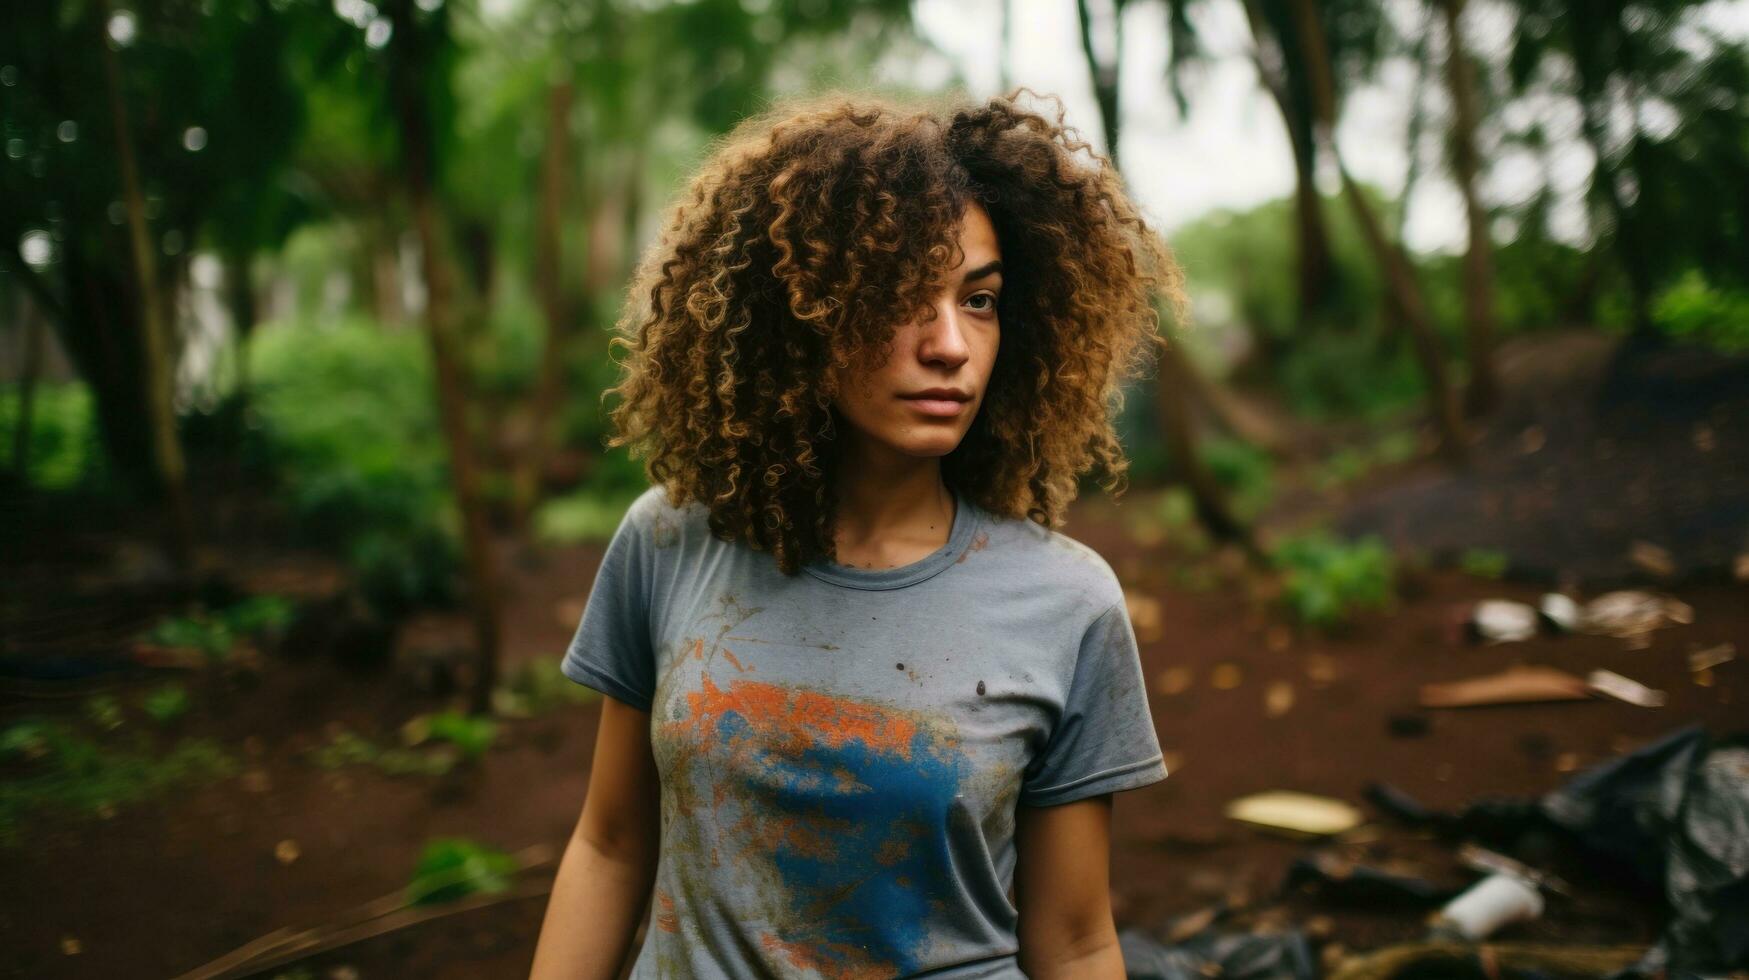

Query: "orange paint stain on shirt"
(723, 649), (750, 672)
(683, 675), (922, 759)
(759, 932), (894, 980)
(655, 889), (681, 933)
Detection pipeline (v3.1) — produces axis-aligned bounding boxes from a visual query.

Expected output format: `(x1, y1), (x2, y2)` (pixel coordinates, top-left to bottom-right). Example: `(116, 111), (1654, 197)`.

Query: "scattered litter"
(1225, 790), (1363, 838)
(1579, 591), (1693, 646)
(275, 839), (301, 865)
(1426, 872), (1544, 940)
(1538, 592), (1581, 632)
(1283, 850), (1457, 906)
(1420, 665), (1591, 708)
(1458, 843), (1572, 897)
(1211, 663), (1244, 690)
(1304, 654), (1337, 685)
(1587, 669), (1668, 707)
(1367, 726), (1749, 978)
(1468, 599), (1539, 643)
(1118, 925), (1316, 980)
(1689, 642), (1736, 672)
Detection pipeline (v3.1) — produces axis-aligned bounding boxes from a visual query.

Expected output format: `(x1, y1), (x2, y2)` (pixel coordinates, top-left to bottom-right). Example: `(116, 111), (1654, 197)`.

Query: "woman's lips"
(900, 397), (968, 417)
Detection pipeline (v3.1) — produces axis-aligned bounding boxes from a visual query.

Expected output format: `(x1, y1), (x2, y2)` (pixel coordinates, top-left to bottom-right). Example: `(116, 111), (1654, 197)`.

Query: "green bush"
(407, 838), (519, 906)
(140, 684), (191, 725)
(0, 719), (235, 845)
(1200, 437), (1275, 520)
(416, 710), (498, 760)
(306, 728), (455, 777)
(494, 656), (600, 717)
(532, 488), (642, 546)
(1650, 271), (1749, 351)
(246, 318), (460, 613)
(1270, 531), (1396, 627)
(139, 595), (296, 664)
(1459, 547), (1509, 580)
(0, 381), (111, 492)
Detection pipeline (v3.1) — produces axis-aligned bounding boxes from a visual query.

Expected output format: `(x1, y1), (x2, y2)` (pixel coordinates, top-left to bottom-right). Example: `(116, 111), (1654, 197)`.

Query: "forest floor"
(2, 334), (1744, 980)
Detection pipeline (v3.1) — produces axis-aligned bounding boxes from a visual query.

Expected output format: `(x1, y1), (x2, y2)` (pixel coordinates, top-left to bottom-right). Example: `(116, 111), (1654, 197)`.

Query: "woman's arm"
(1013, 795), (1126, 979)
(529, 695), (662, 980)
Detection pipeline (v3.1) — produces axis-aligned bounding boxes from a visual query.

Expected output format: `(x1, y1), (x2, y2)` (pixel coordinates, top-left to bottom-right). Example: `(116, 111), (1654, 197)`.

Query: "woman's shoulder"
(970, 503), (1126, 611)
(617, 484), (713, 551)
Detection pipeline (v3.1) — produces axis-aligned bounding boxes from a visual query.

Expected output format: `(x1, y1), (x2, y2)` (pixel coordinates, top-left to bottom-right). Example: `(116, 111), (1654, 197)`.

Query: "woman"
(530, 88), (1185, 979)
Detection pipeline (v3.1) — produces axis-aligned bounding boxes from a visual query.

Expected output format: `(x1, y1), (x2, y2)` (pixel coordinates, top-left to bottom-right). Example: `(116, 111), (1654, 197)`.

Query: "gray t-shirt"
(562, 484), (1169, 979)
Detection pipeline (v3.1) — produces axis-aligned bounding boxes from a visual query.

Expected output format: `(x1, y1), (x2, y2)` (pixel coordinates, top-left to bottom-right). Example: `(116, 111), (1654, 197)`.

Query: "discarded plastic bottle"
(1425, 873), (1544, 940)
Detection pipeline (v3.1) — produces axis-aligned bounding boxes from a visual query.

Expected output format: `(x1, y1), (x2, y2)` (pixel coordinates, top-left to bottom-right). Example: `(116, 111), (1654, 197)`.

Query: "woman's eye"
(966, 292), (998, 314)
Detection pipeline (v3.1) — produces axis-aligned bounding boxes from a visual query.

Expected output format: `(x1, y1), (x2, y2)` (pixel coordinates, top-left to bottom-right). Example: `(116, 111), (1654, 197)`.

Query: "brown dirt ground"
(3, 488), (1743, 979)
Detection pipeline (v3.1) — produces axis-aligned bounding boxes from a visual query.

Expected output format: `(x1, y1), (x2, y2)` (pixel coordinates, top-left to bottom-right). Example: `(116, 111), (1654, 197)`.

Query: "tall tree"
(1440, 0), (1498, 415)
(98, 0), (194, 575)
(385, 0), (504, 715)
(1076, 0), (1260, 553)
(1262, 0), (1470, 463)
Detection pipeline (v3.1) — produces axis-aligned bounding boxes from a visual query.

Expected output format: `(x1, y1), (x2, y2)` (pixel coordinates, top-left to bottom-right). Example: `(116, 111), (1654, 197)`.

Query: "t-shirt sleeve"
(560, 497), (657, 711)
(1020, 600), (1169, 807)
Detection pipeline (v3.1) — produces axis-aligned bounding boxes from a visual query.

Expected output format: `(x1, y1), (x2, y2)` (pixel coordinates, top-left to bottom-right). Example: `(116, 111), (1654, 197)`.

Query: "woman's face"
(831, 201), (1002, 462)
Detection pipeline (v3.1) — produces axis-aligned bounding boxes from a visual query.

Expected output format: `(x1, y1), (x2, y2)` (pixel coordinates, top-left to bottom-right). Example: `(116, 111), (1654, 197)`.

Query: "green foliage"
(1275, 332), (1428, 421)
(1650, 271), (1749, 352)
(143, 613), (236, 663)
(140, 684), (192, 725)
(306, 728), (455, 778)
(1269, 531), (1396, 628)
(0, 382), (111, 492)
(223, 595), (297, 635)
(1311, 430), (1420, 491)
(247, 318), (460, 614)
(1459, 547), (1510, 580)
(1199, 437), (1275, 520)
(409, 710), (498, 760)
(82, 695), (125, 732)
(0, 719), (235, 846)
(407, 838), (519, 906)
(493, 656), (601, 718)
(533, 488), (642, 545)
(140, 595), (294, 664)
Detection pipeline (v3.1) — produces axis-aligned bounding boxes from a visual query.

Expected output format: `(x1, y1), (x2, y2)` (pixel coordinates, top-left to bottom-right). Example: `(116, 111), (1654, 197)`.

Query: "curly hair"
(598, 87), (1189, 575)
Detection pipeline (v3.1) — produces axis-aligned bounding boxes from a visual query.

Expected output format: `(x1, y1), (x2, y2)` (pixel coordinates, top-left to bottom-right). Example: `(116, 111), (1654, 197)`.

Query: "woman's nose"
(917, 303), (971, 366)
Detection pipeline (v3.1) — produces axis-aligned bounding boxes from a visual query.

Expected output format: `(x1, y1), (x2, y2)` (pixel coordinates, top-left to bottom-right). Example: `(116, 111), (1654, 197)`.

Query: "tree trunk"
(1074, 0), (1123, 171)
(511, 80), (575, 534)
(1441, 0), (1498, 416)
(1078, 0), (1257, 548)
(1240, 0), (1334, 325)
(388, 0), (502, 715)
(100, 0), (196, 577)
(1284, 0), (1468, 465)
(1155, 341), (1261, 556)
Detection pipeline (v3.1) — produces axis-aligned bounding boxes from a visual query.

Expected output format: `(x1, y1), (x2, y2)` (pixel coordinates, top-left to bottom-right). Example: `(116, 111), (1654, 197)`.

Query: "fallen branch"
(170, 842), (556, 980)
(1329, 941), (1649, 980)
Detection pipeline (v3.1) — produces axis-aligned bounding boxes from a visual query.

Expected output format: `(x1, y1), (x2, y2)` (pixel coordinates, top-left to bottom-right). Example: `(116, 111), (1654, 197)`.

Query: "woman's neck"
(830, 443), (956, 569)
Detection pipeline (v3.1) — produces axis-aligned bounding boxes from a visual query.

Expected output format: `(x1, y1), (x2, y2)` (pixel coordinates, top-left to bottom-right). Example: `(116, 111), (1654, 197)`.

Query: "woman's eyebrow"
(961, 260), (1003, 283)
